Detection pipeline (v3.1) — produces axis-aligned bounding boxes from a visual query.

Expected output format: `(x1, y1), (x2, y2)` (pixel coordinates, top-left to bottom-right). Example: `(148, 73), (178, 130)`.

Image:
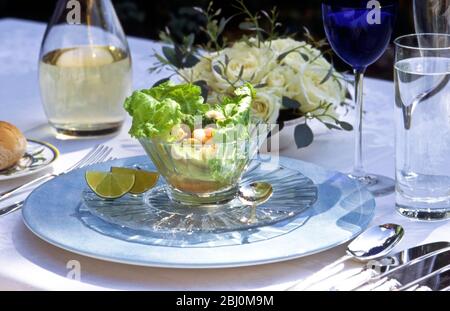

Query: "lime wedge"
(85, 171), (135, 199)
(111, 167), (159, 194)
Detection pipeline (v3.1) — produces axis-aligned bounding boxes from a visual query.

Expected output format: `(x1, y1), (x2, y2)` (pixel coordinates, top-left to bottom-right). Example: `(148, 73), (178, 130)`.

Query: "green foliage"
(147, 0), (354, 149)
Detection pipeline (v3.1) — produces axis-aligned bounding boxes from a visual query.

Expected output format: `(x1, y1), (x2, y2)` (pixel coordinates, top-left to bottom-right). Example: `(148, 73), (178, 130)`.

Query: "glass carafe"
(39, 0), (132, 137)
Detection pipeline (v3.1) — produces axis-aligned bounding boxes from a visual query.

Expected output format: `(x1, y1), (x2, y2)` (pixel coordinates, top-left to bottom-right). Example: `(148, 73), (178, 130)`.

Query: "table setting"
(0, 0), (450, 292)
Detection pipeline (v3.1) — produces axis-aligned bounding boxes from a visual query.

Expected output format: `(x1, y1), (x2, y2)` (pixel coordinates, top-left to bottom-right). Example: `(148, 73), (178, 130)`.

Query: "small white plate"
(0, 139), (59, 181)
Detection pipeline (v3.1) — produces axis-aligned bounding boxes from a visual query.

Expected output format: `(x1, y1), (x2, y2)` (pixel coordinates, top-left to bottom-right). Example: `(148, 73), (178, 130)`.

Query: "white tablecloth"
(0, 18), (449, 291)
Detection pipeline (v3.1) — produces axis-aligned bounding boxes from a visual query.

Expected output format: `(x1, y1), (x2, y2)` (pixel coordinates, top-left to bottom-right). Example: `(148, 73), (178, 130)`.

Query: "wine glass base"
(348, 173), (395, 197)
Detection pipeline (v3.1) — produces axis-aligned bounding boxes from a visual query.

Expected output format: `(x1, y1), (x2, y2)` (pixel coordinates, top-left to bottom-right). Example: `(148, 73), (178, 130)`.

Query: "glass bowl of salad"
(125, 82), (262, 206)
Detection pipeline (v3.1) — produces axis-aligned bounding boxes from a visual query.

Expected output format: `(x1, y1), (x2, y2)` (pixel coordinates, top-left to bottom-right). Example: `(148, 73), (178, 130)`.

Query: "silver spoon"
(288, 223), (405, 290)
(238, 182), (273, 224)
(345, 223), (405, 262)
(239, 182), (273, 205)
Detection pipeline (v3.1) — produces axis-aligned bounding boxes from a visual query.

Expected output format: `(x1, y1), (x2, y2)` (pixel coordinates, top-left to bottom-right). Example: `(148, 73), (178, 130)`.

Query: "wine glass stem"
(352, 69), (366, 178)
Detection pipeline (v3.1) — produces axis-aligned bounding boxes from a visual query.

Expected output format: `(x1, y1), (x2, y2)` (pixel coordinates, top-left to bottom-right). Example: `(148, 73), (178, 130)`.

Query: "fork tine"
(92, 147), (113, 165)
(63, 145), (102, 173)
(80, 146), (112, 168)
(79, 145), (105, 166)
(79, 146), (107, 168)
(73, 145), (106, 170)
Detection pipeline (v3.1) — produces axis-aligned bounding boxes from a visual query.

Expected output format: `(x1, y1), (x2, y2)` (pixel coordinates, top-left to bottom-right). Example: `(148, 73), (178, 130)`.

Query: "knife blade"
(332, 241), (450, 291)
(366, 241), (450, 274)
(400, 265), (450, 291)
(358, 249), (450, 291)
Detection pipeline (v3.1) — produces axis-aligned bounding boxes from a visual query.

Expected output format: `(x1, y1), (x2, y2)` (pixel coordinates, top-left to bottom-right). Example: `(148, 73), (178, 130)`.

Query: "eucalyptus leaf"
(277, 51), (290, 63)
(193, 7), (204, 14)
(299, 52), (309, 62)
(261, 10), (270, 19)
(224, 54), (230, 66)
(282, 96), (301, 109)
(193, 80), (209, 102)
(162, 46), (179, 68)
(236, 65), (245, 81)
(320, 65), (334, 85)
(154, 53), (169, 65)
(239, 22), (256, 30)
(213, 65), (223, 75)
(294, 123), (314, 148)
(218, 16), (234, 36)
(254, 83), (267, 88)
(183, 54), (200, 68)
(239, 22), (266, 32)
(276, 45), (306, 63)
(324, 122), (342, 130)
(339, 121), (354, 131)
(152, 77), (170, 87)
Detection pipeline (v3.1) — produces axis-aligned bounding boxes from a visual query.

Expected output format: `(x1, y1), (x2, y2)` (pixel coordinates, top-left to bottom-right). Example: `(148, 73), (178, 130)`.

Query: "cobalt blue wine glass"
(322, 0), (398, 196)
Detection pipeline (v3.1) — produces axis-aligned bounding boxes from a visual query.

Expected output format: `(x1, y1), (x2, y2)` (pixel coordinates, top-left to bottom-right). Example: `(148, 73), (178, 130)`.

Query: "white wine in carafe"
(39, 45), (132, 136)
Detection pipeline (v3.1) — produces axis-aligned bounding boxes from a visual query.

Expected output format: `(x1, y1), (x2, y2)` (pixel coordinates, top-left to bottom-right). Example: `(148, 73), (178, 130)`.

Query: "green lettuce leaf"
(142, 82), (210, 114)
(215, 83), (254, 128)
(124, 82), (255, 141)
(124, 89), (182, 139)
(124, 82), (209, 139)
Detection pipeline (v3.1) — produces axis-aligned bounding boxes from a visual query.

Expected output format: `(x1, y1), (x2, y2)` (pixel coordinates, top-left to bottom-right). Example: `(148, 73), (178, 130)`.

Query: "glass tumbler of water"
(394, 33), (450, 220)
(413, 0), (450, 34)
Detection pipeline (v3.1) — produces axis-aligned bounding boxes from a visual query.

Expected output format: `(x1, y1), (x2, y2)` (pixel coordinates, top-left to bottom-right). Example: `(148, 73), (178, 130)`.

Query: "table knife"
(332, 241), (450, 291)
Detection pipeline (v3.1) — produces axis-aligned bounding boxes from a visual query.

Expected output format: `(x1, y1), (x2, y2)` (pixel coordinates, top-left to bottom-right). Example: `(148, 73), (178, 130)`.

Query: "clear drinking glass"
(413, 0), (450, 34)
(413, 0), (450, 49)
(39, 0), (132, 137)
(394, 33), (450, 220)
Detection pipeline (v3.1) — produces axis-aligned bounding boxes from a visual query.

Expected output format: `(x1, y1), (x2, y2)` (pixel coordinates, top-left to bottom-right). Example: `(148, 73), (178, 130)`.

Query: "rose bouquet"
(150, 1), (353, 148)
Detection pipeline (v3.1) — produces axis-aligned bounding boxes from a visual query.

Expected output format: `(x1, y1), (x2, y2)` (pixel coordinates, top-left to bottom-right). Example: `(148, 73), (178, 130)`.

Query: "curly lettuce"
(211, 84), (252, 126)
(124, 83), (208, 139)
(124, 82), (254, 140)
(124, 91), (182, 139)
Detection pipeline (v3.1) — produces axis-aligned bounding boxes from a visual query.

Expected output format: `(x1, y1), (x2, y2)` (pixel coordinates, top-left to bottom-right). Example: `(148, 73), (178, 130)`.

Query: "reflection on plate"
(22, 156), (376, 268)
(0, 139), (58, 181)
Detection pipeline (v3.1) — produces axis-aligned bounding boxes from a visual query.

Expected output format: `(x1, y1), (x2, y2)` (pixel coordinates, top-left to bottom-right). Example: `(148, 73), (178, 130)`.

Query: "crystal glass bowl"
(139, 129), (260, 206)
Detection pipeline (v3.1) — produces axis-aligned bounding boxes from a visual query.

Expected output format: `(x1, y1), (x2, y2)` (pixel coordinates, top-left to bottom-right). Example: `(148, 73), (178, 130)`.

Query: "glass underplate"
(0, 139), (59, 181)
(82, 160), (318, 238)
(22, 155), (375, 268)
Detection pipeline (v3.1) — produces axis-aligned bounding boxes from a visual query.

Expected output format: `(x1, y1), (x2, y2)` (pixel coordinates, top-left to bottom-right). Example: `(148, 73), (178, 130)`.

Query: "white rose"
(291, 61), (346, 112)
(179, 55), (235, 99)
(252, 88), (281, 124)
(270, 38), (306, 55)
(179, 56), (215, 84)
(265, 66), (287, 88)
(270, 38), (311, 71)
(210, 41), (276, 87)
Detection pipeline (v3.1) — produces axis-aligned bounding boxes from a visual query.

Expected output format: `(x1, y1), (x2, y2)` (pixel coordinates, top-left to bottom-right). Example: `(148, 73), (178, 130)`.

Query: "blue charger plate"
(22, 155), (375, 268)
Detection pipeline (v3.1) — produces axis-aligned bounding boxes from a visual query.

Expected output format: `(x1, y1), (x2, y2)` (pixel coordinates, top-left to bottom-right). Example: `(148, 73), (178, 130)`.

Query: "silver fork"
(0, 145), (112, 202)
(0, 145), (113, 217)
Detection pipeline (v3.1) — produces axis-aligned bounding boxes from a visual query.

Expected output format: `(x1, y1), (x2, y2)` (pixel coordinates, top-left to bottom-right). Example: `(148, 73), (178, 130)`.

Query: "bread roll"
(0, 121), (27, 170)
